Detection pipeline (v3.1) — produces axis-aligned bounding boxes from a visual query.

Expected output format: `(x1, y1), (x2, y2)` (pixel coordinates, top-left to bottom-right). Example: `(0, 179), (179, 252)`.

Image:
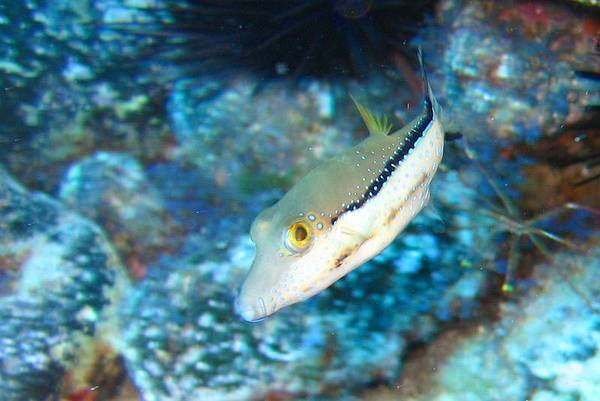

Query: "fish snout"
(234, 293), (268, 322)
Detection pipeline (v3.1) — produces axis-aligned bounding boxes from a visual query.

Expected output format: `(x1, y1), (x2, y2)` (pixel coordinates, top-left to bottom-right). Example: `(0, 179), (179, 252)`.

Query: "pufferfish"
(236, 63), (445, 322)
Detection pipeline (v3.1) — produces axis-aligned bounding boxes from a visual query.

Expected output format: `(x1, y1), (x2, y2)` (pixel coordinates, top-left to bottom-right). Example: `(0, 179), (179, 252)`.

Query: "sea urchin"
(110, 0), (436, 80)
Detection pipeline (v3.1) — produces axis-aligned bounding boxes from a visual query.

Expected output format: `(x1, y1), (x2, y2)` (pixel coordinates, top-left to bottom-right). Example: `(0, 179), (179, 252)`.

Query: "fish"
(236, 55), (445, 322)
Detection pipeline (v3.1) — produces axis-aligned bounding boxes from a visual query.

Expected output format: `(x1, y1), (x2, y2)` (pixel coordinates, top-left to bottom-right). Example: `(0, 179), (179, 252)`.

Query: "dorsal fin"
(351, 95), (393, 136)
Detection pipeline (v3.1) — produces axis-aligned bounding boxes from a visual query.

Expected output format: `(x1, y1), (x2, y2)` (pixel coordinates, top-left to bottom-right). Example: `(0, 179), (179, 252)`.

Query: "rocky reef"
(0, 166), (128, 401)
(363, 245), (600, 401)
(0, 0), (599, 400)
(59, 151), (176, 274)
(421, 0), (599, 145)
(116, 165), (492, 401)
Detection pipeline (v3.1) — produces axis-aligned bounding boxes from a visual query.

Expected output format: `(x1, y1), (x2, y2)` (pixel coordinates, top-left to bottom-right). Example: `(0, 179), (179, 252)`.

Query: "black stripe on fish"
(331, 96), (434, 226)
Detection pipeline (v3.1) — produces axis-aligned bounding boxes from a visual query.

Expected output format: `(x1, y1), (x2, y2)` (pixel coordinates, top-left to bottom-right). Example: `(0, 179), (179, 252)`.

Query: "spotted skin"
(236, 85), (445, 322)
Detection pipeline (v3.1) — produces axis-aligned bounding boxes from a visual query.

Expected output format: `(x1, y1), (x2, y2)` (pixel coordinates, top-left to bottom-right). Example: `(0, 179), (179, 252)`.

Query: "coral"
(0, 166), (129, 401)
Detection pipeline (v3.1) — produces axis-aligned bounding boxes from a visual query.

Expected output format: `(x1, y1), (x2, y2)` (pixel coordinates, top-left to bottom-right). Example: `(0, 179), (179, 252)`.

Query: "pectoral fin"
(340, 224), (370, 243)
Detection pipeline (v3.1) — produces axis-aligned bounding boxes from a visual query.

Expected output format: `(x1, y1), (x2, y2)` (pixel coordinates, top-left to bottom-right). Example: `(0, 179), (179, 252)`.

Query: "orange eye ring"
(284, 221), (312, 253)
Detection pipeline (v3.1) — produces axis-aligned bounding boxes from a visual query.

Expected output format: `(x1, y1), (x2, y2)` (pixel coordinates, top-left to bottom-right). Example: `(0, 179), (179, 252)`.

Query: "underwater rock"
(383, 245), (600, 401)
(0, 0), (172, 191)
(168, 72), (415, 200)
(59, 151), (175, 272)
(399, 327), (529, 401)
(420, 0), (599, 145)
(144, 160), (265, 257)
(0, 166), (129, 401)
(117, 168), (493, 401)
(164, 69), (421, 247)
(502, 249), (600, 400)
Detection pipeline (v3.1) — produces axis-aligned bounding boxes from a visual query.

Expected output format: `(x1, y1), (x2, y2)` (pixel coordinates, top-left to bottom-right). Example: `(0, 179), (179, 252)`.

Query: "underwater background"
(1, 0), (600, 400)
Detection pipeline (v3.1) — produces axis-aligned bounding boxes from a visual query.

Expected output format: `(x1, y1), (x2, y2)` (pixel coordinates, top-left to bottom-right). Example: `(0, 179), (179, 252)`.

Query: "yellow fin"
(351, 95), (393, 136)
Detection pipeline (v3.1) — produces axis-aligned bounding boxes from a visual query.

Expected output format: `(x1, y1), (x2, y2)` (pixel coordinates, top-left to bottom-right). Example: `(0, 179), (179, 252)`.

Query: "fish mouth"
(234, 294), (268, 322)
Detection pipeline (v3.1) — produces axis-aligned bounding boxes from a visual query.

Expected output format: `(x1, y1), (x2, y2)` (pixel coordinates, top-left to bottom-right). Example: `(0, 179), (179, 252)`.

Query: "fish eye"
(284, 221), (312, 254)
